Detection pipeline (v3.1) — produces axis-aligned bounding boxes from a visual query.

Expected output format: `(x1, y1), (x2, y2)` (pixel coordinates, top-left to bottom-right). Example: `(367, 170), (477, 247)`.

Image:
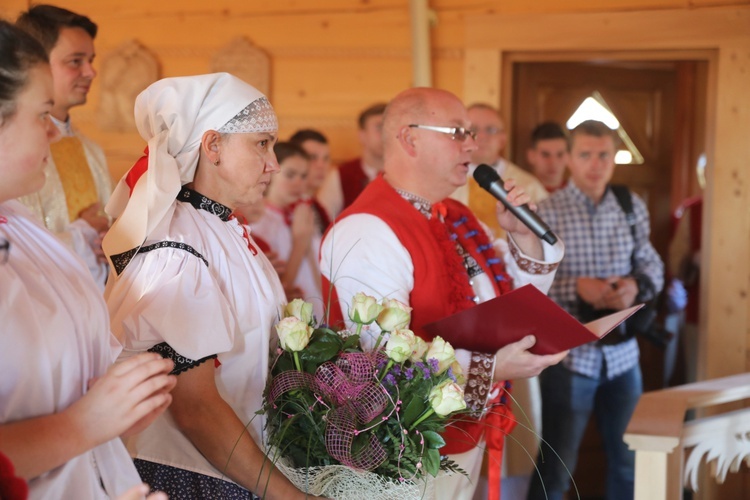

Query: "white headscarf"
(103, 73), (277, 274)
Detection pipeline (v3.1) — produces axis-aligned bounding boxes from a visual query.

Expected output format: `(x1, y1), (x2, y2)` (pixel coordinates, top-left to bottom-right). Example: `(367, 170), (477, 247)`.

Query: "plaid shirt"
(538, 182), (664, 379)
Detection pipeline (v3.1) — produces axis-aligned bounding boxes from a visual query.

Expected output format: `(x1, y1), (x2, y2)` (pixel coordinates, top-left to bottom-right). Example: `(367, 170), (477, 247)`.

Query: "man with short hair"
(527, 120), (664, 500)
(452, 103), (548, 237)
(316, 103), (386, 219)
(290, 128), (333, 231)
(320, 88), (567, 500)
(290, 128), (331, 197)
(16, 5), (111, 287)
(527, 121), (569, 193)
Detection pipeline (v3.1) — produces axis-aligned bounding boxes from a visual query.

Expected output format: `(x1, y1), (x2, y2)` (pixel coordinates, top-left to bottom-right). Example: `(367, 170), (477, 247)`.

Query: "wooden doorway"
(510, 59), (708, 261)
(510, 59), (708, 499)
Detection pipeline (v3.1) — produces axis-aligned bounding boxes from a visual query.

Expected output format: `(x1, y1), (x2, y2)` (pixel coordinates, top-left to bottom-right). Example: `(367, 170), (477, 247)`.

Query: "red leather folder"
(422, 284), (644, 355)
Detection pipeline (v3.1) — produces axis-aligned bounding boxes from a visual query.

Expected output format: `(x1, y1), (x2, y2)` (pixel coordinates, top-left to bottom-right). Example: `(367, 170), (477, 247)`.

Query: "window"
(566, 91), (644, 165)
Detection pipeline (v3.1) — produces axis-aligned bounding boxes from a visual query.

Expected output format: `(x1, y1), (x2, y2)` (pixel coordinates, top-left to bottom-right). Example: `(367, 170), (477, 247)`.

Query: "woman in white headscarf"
(104, 73), (319, 499)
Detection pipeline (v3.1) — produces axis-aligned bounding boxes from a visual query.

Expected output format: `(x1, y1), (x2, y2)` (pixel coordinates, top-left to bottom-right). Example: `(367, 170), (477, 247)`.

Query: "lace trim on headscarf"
(217, 97), (278, 134)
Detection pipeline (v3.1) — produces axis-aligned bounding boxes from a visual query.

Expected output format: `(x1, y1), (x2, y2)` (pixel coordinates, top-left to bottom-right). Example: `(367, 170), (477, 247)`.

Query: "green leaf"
(272, 353), (296, 374)
(421, 430), (445, 449)
(299, 334), (341, 365)
(423, 448), (441, 477)
(401, 396), (426, 427)
(341, 334), (361, 351)
(315, 327), (340, 337)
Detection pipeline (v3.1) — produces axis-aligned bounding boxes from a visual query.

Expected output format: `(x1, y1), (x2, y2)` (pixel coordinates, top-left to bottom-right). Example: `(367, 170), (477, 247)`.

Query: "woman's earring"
(213, 159), (220, 166)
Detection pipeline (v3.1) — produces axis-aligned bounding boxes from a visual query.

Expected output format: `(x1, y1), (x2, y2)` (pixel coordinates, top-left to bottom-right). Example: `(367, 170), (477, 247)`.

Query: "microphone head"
(473, 164), (500, 189)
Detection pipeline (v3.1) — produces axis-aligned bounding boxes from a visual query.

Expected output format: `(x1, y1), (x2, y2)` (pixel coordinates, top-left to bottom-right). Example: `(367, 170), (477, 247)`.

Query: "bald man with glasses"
(320, 87), (566, 500)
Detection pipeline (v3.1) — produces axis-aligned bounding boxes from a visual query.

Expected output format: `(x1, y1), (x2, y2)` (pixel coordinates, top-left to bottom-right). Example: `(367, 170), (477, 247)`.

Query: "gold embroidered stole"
(50, 136), (98, 222)
(467, 176), (506, 239)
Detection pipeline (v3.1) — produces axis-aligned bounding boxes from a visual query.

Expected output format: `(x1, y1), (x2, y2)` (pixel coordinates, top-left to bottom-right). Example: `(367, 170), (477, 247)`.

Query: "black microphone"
(473, 164), (558, 245)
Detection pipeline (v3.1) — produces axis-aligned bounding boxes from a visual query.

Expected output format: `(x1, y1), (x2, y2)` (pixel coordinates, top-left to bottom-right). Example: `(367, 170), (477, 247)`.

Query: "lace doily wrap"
(268, 352), (390, 471)
(273, 459), (435, 500)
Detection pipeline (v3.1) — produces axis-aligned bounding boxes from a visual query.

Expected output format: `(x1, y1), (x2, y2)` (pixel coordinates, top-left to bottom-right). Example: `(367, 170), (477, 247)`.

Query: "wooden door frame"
(462, 6), (750, 383)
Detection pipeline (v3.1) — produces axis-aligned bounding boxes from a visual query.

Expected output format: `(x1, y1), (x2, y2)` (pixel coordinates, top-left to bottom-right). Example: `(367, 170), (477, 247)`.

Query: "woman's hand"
(290, 203), (315, 246)
(78, 202), (110, 234)
(67, 353), (176, 446)
(264, 250), (287, 276)
(116, 483), (168, 500)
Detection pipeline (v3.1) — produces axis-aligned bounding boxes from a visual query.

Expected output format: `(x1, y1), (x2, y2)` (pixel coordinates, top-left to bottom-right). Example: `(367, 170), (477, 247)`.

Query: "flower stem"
(293, 351), (302, 372)
(378, 359), (394, 382)
(410, 408), (435, 430)
(373, 329), (387, 350)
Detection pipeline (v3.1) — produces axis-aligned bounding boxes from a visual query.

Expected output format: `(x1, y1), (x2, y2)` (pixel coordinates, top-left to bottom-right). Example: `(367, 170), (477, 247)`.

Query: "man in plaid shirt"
(527, 120), (664, 500)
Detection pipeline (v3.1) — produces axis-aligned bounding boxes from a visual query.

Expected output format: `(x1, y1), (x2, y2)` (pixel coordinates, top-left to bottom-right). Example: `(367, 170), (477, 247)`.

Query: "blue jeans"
(526, 363), (643, 500)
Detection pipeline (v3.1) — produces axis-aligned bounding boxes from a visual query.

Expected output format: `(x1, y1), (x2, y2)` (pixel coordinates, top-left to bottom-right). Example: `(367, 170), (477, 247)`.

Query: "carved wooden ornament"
(98, 40), (159, 132)
(211, 37), (271, 97)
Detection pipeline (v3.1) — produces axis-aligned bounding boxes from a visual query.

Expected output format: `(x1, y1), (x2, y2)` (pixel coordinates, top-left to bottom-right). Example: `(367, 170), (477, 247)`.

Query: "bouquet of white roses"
(263, 295), (468, 499)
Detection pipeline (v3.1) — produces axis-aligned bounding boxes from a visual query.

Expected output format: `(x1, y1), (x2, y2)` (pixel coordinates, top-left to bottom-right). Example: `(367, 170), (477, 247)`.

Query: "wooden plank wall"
(3, 0), (746, 179)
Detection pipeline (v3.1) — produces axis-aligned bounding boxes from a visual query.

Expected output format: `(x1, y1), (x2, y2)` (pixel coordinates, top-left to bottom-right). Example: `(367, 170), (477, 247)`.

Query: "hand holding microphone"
(473, 164), (558, 245)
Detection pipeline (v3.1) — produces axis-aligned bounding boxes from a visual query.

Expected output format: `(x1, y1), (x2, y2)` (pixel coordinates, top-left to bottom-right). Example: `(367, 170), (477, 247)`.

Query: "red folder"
(422, 284), (644, 355)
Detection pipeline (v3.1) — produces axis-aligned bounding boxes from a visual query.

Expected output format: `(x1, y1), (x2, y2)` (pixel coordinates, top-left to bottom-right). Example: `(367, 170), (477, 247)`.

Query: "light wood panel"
(703, 41), (750, 379)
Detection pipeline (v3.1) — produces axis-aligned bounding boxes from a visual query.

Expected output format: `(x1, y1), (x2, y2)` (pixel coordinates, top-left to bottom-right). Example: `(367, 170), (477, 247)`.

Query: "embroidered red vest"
(322, 176), (516, 456)
(338, 158), (370, 211)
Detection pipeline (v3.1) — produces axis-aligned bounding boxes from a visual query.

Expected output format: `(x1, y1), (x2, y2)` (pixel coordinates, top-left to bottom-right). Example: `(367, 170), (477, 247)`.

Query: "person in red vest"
(320, 87), (567, 500)
(316, 102), (386, 219)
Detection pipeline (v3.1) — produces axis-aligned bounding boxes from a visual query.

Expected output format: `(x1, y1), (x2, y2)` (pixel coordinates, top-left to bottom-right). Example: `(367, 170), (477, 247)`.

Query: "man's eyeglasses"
(408, 124), (477, 142)
(0, 239), (8, 265)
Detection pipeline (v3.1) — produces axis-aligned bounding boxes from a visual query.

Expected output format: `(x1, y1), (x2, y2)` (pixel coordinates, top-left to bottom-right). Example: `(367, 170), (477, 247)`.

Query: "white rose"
(429, 380), (467, 416)
(275, 316), (313, 352)
(348, 293), (384, 325)
(385, 329), (417, 363)
(376, 299), (412, 332)
(410, 336), (428, 362)
(284, 299), (314, 325)
(425, 336), (456, 374)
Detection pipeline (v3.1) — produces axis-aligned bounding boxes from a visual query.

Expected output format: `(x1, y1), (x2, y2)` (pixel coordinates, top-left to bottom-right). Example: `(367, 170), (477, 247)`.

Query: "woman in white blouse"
(0, 20), (175, 500)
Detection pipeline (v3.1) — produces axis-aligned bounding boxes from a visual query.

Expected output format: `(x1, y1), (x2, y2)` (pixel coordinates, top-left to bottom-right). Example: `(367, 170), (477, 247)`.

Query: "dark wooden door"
(511, 60), (678, 261)
(511, 61), (688, 499)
